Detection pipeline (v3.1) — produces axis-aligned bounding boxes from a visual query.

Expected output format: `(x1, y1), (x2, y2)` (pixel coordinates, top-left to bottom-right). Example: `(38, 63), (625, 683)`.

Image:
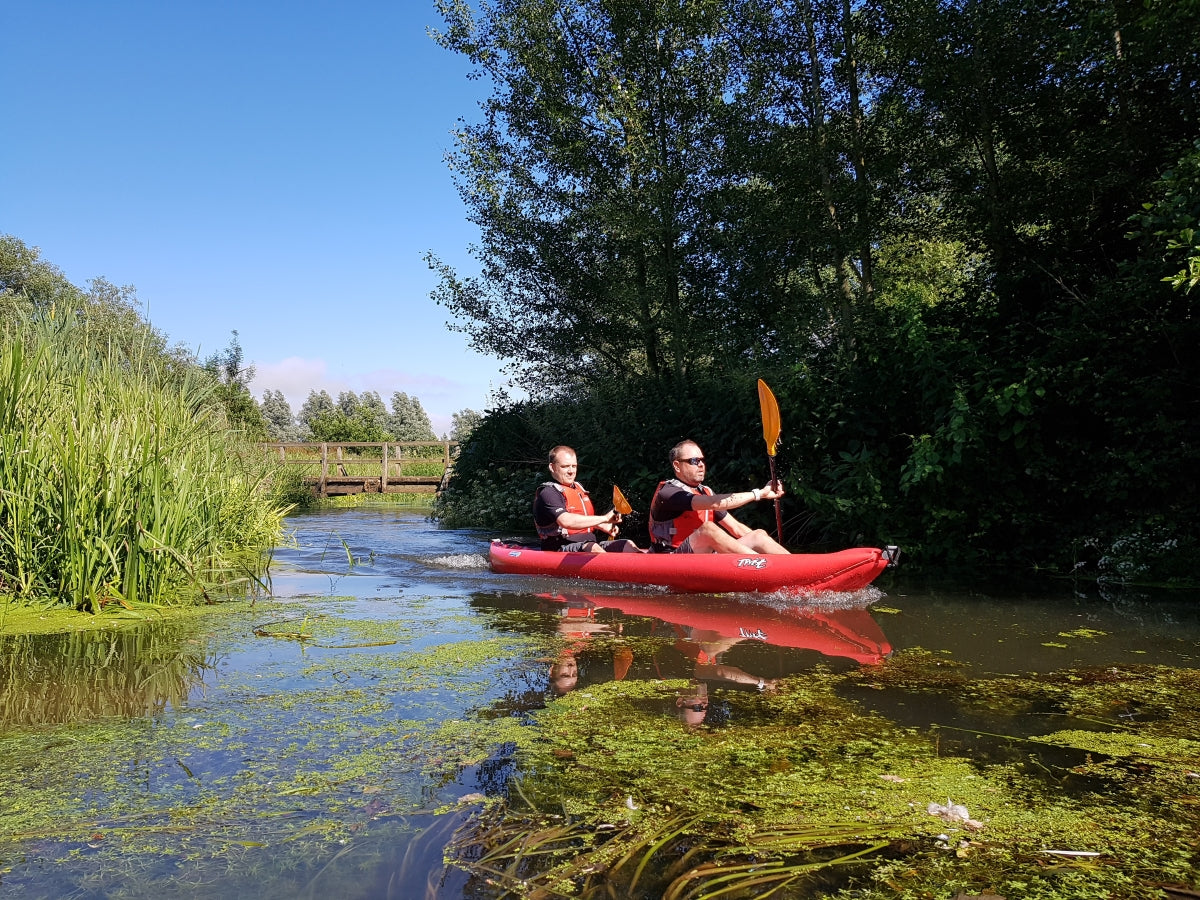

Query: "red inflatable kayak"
(489, 540), (898, 594)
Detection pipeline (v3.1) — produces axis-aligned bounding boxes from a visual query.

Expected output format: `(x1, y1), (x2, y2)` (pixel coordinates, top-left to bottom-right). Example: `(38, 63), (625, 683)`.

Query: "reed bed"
(0, 316), (289, 610)
(446, 806), (899, 899)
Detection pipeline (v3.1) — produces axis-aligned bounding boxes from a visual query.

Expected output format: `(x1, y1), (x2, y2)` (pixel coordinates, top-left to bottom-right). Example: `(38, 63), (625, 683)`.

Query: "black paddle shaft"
(767, 455), (784, 544)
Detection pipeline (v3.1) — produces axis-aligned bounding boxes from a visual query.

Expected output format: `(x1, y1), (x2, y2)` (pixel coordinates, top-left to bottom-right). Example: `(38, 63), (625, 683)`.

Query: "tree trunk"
(842, 0), (873, 302)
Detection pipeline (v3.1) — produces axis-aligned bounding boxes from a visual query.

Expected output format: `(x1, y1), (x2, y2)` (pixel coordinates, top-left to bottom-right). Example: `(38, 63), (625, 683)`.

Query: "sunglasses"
(681, 702), (708, 711)
(681, 457), (705, 466)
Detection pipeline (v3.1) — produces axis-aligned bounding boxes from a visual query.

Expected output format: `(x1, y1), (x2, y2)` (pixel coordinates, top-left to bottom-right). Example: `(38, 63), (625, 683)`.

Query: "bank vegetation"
(430, 0), (1199, 585)
(1, 236), (299, 611)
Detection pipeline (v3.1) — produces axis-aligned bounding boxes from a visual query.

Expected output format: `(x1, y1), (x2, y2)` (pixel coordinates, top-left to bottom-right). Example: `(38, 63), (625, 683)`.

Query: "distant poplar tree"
(450, 408), (481, 442)
(304, 389), (390, 441)
(358, 391), (391, 436)
(336, 390), (360, 417)
(259, 390), (301, 441)
(298, 390), (335, 439)
(388, 391), (436, 441)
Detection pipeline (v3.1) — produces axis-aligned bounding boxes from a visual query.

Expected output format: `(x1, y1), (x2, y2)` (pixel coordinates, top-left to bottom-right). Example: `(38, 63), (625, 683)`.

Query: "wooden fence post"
(381, 442), (389, 491)
(319, 442), (329, 496)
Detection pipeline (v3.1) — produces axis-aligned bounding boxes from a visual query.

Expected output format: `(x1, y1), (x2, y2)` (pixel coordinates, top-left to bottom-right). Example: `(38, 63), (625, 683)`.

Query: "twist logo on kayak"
(736, 558), (768, 569)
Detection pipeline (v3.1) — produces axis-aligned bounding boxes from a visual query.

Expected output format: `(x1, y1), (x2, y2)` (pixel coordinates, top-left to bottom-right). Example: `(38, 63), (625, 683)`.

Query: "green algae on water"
(446, 658), (1200, 899)
(0, 600), (548, 899)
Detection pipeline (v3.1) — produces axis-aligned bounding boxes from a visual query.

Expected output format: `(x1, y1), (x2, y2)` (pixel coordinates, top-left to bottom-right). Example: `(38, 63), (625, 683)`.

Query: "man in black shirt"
(533, 445), (641, 553)
(648, 440), (788, 554)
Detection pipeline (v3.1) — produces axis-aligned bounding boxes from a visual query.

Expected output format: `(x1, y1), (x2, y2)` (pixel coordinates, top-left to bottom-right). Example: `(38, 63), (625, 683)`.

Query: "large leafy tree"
(430, 0), (749, 391)
(1, 235), (182, 367)
(431, 0), (1200, 578)
(203, 331), (268, 439)
(1, 235), (81, 315)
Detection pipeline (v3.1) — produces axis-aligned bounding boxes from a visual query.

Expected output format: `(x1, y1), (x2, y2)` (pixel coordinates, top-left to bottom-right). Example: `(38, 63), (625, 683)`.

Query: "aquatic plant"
(446, 662), (1200, 899)
(0, 315), (290, 609)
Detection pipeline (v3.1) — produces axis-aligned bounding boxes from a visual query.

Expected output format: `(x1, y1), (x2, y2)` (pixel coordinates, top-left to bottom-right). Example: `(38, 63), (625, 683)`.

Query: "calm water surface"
(1, 506), (1197, 898)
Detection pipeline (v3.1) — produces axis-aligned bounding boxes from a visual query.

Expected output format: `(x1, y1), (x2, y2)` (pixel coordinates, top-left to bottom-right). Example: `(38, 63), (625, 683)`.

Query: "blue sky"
(2, 1), (507, 436)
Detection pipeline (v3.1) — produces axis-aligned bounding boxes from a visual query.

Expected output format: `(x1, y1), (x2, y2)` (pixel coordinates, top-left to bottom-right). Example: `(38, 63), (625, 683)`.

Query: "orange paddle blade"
(757, 378), (781, 456)
(612, 485), (634, 515)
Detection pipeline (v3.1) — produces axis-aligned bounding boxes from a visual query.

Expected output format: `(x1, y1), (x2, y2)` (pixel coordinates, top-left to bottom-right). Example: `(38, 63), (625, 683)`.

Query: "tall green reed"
(0, 315), (289, 610)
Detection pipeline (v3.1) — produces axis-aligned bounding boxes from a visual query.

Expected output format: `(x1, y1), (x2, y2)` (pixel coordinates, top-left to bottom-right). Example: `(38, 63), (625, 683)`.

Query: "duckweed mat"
(2, 602), (1198, 900)
(447, 653), (1200, 900)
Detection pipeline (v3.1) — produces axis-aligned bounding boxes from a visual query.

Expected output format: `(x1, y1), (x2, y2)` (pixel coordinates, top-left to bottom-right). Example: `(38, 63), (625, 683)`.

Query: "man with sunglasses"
(648, 440), (788, 554)
(534, 445), (642, 553)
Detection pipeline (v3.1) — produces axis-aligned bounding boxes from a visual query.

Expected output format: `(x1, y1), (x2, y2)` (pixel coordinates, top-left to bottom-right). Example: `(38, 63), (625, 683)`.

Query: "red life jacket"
(534, 481), (596, 541)
(648, 479), (737, 549)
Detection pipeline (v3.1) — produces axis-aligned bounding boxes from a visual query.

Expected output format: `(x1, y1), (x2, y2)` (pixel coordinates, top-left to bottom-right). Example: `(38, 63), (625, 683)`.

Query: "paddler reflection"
(539, 590), (892, 709)
(673, 628), (781, 694)
(676, 679), (710, 726)
(543, 594), (632, 696)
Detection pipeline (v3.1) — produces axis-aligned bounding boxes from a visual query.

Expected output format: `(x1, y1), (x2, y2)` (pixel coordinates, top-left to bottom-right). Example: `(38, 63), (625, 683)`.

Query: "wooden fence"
(261, 441), (459, 497)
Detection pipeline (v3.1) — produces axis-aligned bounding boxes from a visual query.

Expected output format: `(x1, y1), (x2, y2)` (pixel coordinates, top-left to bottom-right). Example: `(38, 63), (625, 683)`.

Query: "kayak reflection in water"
(540, 591), (892, 667)
(539, 590), (891, 711)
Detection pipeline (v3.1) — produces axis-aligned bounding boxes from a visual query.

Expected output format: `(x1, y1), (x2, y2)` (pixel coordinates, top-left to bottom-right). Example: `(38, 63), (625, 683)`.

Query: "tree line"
(2, 234), (480, 449)
(259, 389), (481, 443)
(144, 313), (478, 446)
(429, 0), (1199, 584)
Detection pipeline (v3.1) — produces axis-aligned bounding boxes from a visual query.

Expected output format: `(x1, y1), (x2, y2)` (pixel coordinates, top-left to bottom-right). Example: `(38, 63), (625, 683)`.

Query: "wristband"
(752, 488), (762, 502)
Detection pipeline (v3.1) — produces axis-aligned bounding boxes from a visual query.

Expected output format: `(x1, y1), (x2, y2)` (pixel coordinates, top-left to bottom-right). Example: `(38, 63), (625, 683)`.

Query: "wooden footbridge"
(261, 441), (459, 497)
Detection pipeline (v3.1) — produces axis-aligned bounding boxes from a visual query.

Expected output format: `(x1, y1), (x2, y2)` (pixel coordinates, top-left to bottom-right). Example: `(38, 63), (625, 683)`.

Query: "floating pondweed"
(445, 657), (1200, 899)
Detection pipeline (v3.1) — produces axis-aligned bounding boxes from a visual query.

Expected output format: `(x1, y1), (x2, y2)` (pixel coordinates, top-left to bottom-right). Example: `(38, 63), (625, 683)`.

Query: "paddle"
(612, 485), (634, 516)
(609, 484), (634, 540)
(757, 378), (785, 543)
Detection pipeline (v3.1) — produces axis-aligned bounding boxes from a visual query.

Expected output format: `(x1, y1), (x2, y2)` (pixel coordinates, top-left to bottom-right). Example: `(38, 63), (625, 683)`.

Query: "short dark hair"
(549, 445), (576, 465)
(669, 440), (700, 464)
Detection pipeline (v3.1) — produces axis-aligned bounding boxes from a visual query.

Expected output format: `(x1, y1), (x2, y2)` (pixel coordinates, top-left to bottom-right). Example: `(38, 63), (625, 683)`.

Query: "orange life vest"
(534, 481), (596, 541)
(648, 479), (737, 549)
